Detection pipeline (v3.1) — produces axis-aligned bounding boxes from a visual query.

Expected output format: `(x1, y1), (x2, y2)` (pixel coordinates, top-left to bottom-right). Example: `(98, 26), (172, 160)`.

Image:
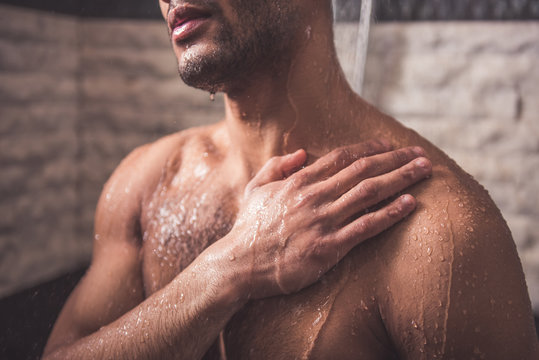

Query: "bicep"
(45, 148), (149, 353)
(45, 238), (144, 353)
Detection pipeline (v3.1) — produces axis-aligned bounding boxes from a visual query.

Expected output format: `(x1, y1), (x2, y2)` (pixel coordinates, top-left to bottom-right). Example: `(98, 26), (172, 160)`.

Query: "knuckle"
(290, 172), (308, 187)
(330, 147), (351, 166)
(392, 148), (410, 164)
(364, 139), (380, 154)
(309, 207), (324, 224)
(399, 164), (417, 180)
(282, 177), (298, 194)
(357, 179), (379, 202)
(309, 239), (330, 260)
(363, 139), (390, 156)
(355, 216), (371, 236)
(387, 202), (404, 218)
(411, 146), (426, 156)
(294, 189), (317, 208)
(352, 158), (369, 175)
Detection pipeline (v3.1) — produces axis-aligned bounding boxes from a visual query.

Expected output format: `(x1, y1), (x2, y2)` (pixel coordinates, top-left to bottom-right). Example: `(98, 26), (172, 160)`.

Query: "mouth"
(168, 5), (212, 43)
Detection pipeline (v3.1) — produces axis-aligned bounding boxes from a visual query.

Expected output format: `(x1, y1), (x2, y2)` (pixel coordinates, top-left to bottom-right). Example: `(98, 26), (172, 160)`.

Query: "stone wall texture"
(1, 5), (538, 312)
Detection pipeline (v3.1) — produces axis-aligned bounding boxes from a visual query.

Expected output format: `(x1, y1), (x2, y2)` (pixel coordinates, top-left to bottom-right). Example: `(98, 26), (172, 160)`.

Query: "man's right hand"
(221, 140), (432, 299)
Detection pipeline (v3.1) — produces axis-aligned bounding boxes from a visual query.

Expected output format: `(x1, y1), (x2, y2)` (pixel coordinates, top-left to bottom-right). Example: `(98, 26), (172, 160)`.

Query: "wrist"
(197, 231), (251, 308)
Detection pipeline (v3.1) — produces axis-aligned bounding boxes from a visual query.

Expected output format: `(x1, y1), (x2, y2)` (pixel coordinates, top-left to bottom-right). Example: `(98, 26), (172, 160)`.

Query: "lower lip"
(172, 17), (209, 42)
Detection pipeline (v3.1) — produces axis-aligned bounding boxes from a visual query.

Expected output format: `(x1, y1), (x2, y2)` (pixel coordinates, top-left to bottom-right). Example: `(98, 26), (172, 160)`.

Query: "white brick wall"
(0, 6), (82, 294)
(1, 5), (538, 312)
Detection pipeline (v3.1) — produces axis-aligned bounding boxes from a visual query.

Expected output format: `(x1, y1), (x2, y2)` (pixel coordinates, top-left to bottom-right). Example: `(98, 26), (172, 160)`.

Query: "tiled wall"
(1, 4), (538, 312)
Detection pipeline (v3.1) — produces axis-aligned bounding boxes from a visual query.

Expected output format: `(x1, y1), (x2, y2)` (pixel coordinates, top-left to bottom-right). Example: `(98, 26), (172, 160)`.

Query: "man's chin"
(179, 72), (224, 94)
(177, 52), (234, 94)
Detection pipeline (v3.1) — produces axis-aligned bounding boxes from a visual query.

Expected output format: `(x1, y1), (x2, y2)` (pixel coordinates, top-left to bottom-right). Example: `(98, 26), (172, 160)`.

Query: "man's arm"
(44, 140), (432, 359)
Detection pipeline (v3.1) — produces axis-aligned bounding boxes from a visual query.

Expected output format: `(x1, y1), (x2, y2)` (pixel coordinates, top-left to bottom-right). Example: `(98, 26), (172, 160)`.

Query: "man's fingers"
(281, 149), (308, 178)
(328, 156), (431, 220)
(320, 146), (426, 198)
(245, 149), (307, 194)
(295, 139), (392, 183)
(333, 194), (417, 254)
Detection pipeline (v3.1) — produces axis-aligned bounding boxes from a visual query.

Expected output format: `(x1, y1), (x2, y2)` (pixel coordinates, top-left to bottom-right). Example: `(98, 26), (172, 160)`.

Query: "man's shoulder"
(364, 159), (535, 357)
(397, 160), (513, 270)
(110, 123), (223, 186)
(96, 123), (225, 216)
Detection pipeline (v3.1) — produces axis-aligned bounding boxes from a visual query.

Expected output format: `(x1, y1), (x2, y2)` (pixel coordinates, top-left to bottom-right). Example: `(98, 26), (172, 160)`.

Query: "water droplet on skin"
(411, 320), (419, 329)
(426, 247), (433, 256)
(411, 234), (418, 241)
(209, 92), (215, 101)
(313, 312), (323, 326)
(360, 300), (368, 311)
(179, 293), (185, 303)
(423, 227), (429, 235)
(467, 226), (474, 232)
(229, 254), (236, 261)
(305, 25), (312, 39)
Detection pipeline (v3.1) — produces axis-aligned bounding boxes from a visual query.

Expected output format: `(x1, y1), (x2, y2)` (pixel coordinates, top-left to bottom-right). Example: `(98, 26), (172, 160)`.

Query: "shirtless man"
(44, 0), (539, 359)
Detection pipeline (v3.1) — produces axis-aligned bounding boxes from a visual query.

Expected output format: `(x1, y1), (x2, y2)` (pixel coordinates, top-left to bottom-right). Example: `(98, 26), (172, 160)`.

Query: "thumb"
(245, 149), (307, 194)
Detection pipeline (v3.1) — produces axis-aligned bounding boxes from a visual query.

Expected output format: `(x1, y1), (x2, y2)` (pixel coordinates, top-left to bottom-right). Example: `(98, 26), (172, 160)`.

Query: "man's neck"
(222, 21), (369, 174)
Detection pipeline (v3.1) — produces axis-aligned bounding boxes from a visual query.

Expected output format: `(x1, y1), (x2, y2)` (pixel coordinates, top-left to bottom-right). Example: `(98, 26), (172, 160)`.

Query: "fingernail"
(401, 194), (416, 208)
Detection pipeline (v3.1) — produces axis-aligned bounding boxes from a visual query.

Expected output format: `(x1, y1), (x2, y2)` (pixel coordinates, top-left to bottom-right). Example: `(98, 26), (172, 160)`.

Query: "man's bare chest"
(140, 165), (240, 295)
(137, 149), (398, 359)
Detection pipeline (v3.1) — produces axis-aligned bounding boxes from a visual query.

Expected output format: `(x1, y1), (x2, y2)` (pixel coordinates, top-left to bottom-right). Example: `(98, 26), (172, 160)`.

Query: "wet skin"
(44, 0), (539, 358)
(136, 115), (537, 359)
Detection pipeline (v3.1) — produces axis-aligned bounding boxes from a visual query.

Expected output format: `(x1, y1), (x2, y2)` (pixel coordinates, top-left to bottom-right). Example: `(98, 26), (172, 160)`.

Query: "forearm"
(44, 240), (246, 360)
